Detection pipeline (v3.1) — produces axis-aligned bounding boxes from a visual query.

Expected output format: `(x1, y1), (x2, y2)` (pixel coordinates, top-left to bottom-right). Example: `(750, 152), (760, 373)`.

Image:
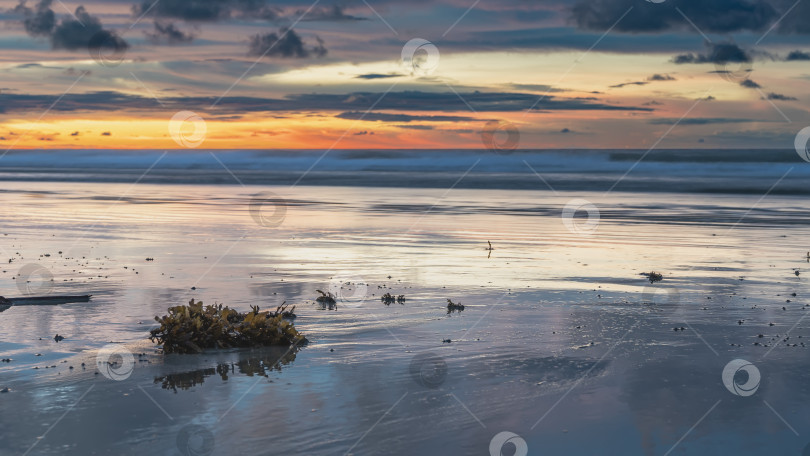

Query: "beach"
(6, 0), (810, 453)
(1, 173), (810, 455)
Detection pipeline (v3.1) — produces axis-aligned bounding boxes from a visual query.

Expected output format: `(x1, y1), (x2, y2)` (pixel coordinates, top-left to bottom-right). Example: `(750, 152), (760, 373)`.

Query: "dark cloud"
(610, 81), (647, 88)
(132, 0), (280, 21)
(785, 50), (810, 61)
(449, 26), (702, 54)
(610, 73), (676, 88)
(648, 117), (765, 125)
(570, 0), (778, 34)
(336, 112), (479, 122)
(101, 131), (111, 136)
(396, 125), (434, 130)
(299, 91), (650, 113)
(302, 5), (366, 22)
(739, 79), (761, 88)
(766, 93), (797, 101)
(130, 1), (364, 23)
(0, 90), (653, 115)
(51, 6), (125, 51)
(146, 21), (195, 44)
(776, 1), (810, 33)
(11, 0), (55, 37)
(648, 74), (676, 81)
(355, 73), (403, 80)
(672, 42), (751, 64)
(247, 28), (327, 58)
(10, 1), (128, 52)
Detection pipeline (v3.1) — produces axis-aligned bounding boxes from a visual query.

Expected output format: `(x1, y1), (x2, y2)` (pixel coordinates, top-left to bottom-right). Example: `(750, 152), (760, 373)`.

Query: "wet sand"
(1, 182), (810, 455)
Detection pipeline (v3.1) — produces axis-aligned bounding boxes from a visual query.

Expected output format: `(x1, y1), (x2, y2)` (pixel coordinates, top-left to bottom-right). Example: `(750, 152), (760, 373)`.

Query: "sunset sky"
(2, 0), (810, 149)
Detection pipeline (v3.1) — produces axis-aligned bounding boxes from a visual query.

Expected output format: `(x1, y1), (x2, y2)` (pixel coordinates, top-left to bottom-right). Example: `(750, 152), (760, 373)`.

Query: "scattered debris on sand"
(641, 271), (664, 283)
(446, 299), (465, 314)
(315, 290), (337, 307)
(381, 293), (405, 305)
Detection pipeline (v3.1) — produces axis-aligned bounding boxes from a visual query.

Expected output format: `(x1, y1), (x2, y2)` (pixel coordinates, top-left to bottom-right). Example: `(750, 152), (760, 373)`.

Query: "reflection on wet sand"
(155, 347), (301, 392)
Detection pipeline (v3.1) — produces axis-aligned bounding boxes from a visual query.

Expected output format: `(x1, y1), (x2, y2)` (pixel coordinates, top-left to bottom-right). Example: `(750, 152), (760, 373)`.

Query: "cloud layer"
(571, 0), (779, 34)
(0, 90), (652, 115)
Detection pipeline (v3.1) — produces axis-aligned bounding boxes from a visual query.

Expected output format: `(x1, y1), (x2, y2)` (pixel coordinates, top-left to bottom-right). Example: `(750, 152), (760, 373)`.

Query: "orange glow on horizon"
(0, 111), (555, 149)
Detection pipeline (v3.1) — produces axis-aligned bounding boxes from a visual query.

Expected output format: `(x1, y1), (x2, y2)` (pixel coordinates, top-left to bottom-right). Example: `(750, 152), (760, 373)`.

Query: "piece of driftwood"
(0, 295), (92, 312)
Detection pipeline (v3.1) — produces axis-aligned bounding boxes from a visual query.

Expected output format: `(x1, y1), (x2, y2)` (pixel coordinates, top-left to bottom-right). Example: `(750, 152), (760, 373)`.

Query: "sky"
(1, 0), (810, 150)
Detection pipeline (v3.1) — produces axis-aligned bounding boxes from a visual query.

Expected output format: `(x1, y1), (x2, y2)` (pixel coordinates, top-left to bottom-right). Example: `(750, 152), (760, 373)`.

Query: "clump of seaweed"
(149, 299), (306, 354)
(644, 271), (664, 284)
(381, 293), (406, 305)
(446, 299), (465, 314)
(272, 302), (297, 319)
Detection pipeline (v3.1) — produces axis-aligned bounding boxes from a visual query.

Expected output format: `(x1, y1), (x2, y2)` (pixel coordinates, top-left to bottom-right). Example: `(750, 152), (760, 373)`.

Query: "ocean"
(0, 148), (807, 194)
